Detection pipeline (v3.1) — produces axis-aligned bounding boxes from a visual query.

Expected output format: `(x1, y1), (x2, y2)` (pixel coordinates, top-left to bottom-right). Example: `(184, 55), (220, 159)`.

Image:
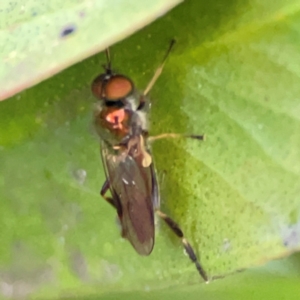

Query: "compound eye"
(91, 74), (106, 99)
(105, 75), (133, 100)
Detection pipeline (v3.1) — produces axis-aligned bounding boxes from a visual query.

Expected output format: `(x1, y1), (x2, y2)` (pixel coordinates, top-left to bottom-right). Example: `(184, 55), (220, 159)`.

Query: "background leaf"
(0, 0), (182, 101)
(0, 0), (300, 298)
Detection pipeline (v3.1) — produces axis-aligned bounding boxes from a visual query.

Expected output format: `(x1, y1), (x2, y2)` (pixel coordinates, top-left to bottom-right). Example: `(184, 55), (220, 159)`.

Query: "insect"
(91, 41), (208, 282)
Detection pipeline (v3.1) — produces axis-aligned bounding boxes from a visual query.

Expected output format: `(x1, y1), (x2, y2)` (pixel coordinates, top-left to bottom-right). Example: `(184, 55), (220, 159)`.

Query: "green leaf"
(0, 0), (300, 298)
(91, 254), (300, 300)
(0, 0), (182, 100)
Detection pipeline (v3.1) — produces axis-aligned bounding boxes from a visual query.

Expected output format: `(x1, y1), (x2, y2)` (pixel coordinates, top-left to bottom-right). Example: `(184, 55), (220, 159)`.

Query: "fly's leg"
(101, 179), (125, 237)
(143, 39), (176, 97)
(137, 39), (176, 110)
(137, 95), (147, 111)
(100, 179), (116, 209)
(137, 39), (176, 111)
(148, 133), (205, 142)
(156, 209), (209, 283)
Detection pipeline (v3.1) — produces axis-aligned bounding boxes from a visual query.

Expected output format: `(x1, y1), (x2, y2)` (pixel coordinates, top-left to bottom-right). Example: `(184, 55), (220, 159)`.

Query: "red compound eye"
(105, 75), (133, 100)
(91, 74), (105, 99)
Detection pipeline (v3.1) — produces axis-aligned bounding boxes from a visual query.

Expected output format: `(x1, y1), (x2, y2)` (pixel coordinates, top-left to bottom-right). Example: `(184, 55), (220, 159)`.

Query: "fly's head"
(92, 66), (138, 145)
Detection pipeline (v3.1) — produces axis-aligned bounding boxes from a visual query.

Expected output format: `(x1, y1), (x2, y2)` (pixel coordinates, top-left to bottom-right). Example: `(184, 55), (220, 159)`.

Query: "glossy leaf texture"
(0, 0), (300, 298)
(0, 0), (182, 100)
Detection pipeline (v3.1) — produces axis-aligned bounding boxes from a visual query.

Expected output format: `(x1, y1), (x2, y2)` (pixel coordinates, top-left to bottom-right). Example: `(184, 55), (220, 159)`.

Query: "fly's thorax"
(94, 101), (148, 147)
(94, 102), (129, 145)
(104, 134), (152, 169)
(124, 90), (150, 136)
(123, 90), (141, 110)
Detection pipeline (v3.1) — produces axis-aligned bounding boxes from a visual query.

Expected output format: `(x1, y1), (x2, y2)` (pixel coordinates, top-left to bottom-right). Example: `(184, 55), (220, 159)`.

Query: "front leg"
(137, 95), (147, 111)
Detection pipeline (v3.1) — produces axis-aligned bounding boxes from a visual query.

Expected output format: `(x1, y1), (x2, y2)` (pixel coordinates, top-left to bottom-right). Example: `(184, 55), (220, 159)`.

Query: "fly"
(91, 40), (208, 282)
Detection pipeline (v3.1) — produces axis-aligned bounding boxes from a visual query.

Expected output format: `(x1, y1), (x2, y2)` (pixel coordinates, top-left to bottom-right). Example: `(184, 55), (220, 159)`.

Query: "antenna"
(105, 48), (112, 71)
